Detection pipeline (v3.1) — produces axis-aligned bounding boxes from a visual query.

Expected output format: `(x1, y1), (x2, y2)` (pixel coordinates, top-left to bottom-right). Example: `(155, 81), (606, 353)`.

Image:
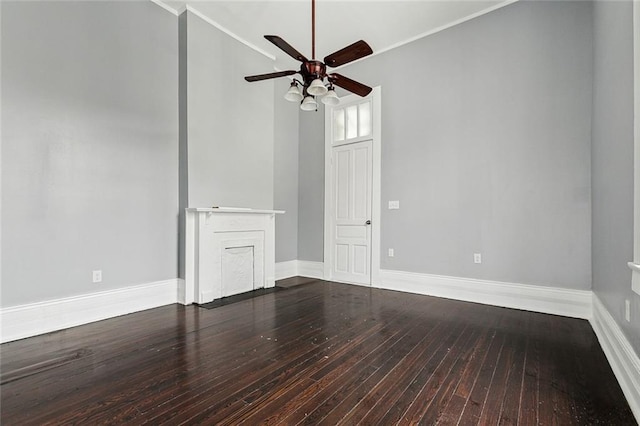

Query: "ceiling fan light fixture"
(307, 78), (328, 96)
(321, 87), (339, 106)
(300, 95), (317, 111)
(284, 82), (303, 102)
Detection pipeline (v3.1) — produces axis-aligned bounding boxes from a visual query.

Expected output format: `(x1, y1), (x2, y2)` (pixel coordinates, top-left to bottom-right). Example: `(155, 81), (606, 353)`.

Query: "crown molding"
(334, 0), (519, 71)
(150, 0), (518, 69)
(149, 1), (275, 61)
(150, 0), (180, 16)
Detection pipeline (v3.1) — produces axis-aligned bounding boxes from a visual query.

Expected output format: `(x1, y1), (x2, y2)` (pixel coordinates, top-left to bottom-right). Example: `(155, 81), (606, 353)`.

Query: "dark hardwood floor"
(1, 279), (635, 425)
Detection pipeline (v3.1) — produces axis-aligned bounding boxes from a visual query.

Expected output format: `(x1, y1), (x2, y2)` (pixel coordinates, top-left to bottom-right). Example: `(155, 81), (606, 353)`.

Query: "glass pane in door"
(333, 109), (345, 142)
(346, 105), (358, 139)
(358, 101), (371, 137)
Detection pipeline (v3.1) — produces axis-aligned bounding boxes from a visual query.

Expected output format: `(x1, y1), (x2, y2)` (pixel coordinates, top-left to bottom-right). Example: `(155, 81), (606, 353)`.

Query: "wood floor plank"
(417, 332), (479, 425)
(476, 321), (519, 425)
(272, 301), (434, 425)
(399, 324), (477, 424)
(339, 319), (455, 424)
(435, 315), (498, 425)
(1, 279), (635, 426)
(456, 316), (509, 425)
(517, 319), (540, 426)
(496, 321), (527, 425)
(317, 315), (457, 425)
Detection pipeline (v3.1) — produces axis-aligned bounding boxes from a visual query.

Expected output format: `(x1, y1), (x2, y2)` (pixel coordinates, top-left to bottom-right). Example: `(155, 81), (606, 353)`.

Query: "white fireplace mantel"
(183, 208), (284, 305)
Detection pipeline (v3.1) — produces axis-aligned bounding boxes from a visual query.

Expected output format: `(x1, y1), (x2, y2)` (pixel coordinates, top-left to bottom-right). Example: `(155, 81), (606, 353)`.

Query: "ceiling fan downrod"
(312, 0), (316, 60)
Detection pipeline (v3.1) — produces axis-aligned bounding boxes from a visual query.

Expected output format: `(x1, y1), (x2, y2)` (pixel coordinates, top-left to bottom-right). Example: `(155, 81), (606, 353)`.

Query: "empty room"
(1, 0), (639, 424)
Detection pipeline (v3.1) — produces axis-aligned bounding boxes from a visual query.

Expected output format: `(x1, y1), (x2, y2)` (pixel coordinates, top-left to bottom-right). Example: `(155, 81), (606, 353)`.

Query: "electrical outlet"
(388, 200), (400, 210)
(474, 253), (482, 264)
(388, 248), (394, 257)
(625, 299), (631, 322)
(92, 270), (102, 283)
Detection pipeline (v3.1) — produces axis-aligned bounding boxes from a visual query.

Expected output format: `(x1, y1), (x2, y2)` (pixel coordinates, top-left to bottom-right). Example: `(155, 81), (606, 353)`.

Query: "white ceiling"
(156, 0), (515, 71)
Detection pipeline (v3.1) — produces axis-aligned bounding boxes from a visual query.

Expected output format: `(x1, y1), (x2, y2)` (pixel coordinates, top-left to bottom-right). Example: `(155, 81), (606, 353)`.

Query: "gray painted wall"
(1, 1), (179, 307)
(274, 79), (299, 262)
(184, 11), (274, 210)
(298, 0), (593, 290)
(298, 107), (325, 262)
(592, 0), (639, 353)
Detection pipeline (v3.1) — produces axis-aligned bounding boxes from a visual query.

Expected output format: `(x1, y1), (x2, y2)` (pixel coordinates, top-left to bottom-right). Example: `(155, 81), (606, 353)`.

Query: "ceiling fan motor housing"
(301, 61), (327, 84)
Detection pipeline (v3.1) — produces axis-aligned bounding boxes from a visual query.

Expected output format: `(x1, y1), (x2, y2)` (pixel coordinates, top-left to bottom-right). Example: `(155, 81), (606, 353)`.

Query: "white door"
(325, 93), (379, 286)
(331, 140), (372, 284)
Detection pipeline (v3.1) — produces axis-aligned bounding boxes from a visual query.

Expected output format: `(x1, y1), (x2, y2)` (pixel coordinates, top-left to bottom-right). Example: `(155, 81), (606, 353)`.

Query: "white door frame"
(323, 86), (382, 287)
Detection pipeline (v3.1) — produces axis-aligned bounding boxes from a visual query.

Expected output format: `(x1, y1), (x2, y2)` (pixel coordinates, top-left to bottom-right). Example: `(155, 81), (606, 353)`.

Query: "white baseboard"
(275, 260), (298, 280)
(379, 269), (592, 319)
(1, 279), (179, 344)
(298, 261), (325, 279)
(590, 295), (640, 423)
(275, 260), (325, 280)
(177, 278), (186, 305)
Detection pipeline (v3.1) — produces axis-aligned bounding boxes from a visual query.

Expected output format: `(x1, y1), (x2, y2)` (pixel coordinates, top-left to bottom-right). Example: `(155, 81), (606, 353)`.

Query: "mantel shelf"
(186, 208), (285, 215)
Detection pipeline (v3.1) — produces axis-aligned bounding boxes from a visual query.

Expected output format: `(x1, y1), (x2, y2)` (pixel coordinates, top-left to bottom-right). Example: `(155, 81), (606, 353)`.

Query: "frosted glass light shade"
(284, 83), (303, 102)
(300, 95), (317, 111)
(307, 78), (328, 96)
(321, 88), (339, 106)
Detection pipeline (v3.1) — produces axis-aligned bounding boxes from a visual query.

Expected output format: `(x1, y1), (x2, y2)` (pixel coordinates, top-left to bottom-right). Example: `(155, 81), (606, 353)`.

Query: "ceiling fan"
(244, 0), (373, 111)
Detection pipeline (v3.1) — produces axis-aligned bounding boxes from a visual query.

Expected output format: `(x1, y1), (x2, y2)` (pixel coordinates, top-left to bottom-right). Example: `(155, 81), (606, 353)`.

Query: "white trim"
(323, 100), (332, 282)
(177, 278), (187, 305)
(276, 260), (298, 280)
(379, 269), (592, 319)
(184, 6), (275, 61)
(298, 261), (325, 280)
(371, 88), (382, 287)
(323, 87), (382, 287)
(333, 0), (519, 71)
(632, 0), (640, 295)
(186, 207), (284, 214)
(274, 260), (324, 281)
(149, 0), (179, 16)
(590, 295), (640, 423)
(151, 0), (517, 69)
(0, 279), (179, 344)
(148, 1), (275, 61)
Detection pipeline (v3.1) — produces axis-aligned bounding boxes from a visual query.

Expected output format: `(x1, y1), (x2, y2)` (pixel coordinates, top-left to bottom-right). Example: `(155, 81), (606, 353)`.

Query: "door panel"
(335, 150), (351, 220)
(336, 244), (349, 272)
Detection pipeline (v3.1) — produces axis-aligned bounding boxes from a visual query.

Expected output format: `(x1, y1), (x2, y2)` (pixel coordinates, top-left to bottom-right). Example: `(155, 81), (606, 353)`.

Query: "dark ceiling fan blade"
(328, 73), (372, 97)
(324, 40), (373, 68)
(264, 35), (308, 62)
(244, 70), (297, 82)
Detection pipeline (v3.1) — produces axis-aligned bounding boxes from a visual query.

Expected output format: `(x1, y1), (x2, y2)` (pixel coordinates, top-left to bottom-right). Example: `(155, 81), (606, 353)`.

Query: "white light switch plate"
(388, 200), (400, 209)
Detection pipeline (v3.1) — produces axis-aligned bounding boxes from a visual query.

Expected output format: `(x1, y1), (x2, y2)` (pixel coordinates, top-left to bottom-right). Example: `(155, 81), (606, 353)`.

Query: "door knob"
(365, 220), (371, 225)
